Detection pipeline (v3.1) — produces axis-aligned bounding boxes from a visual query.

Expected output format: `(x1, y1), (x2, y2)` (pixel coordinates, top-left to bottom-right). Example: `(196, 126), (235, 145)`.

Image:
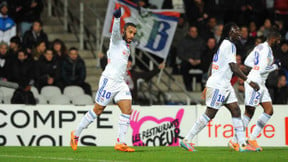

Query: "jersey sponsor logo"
(212, 64), (219, 70)
(253, 66), (260, 70)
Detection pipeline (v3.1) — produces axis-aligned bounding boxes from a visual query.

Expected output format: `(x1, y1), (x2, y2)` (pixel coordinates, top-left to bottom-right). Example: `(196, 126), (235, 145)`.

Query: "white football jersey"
(206, 39), (236, 89)
(102, 18), (130, 82)
(244, 42), (274, 85)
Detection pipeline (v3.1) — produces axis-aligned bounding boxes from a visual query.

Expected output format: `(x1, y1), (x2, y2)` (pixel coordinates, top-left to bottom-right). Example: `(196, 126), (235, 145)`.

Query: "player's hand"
(274, 59), (281, 69)
(113, 8), (122, 18)
(249, 81), (260, 91)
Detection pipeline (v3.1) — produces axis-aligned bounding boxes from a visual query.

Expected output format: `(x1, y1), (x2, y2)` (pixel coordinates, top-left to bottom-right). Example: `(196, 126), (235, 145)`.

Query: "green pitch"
(0, 147), (287, 162)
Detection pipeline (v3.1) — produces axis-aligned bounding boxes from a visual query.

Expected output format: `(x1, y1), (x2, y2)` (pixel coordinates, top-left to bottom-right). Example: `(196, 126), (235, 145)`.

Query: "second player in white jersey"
(181, 23), (260, 152)
(238, 30), (281, 151)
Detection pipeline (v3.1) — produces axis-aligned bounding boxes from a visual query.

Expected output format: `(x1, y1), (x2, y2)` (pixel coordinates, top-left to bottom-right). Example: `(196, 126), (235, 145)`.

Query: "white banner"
(102, 0), (180, 59)
(0, 105), (287, 147)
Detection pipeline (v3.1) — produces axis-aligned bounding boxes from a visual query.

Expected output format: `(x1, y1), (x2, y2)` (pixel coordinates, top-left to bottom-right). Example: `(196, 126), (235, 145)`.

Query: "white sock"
(75, 109), (97, 137)
(184, 114), (210, 142)
(242, 115), (251, 128)
(250, 113), (271, 140)
(232, 115), (250, 143)
(118, 114), (130, 144)
(232, 117), (246, 146)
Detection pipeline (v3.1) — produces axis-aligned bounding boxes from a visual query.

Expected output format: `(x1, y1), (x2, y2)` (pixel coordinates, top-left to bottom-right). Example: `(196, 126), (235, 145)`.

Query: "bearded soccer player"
(70, 8), (137, 152)
(229, 30), (281, 151)
(180, 23), (260, 152)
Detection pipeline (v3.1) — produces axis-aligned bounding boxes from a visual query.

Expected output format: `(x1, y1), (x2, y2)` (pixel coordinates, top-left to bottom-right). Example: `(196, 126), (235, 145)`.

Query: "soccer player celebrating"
(70, 8), (137, 152)
(180, 23), (260, 152)
(229, 30), (281, 151)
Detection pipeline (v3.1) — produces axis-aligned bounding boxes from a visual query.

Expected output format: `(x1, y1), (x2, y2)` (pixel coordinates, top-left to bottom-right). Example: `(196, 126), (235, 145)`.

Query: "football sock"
(75, 109), (97, 137)
(232, 115), (250, 143)
(118, 113), (131, 144)
(250, 113), (271, 140)
(232, 117), (246, 146)
(185, 114), (210, 142)
(242, 114), (251, 128)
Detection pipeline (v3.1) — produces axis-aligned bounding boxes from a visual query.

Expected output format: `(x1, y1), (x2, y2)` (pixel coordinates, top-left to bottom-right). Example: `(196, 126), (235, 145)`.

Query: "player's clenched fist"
(113, 8), (121, 18)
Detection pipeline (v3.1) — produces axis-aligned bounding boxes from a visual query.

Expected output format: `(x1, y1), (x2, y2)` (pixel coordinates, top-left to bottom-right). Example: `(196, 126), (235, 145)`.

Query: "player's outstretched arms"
(229, 62), (260, 91)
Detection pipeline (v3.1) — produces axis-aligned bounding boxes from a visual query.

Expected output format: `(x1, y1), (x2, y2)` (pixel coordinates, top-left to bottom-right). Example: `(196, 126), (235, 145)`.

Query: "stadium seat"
(72, 94), (93, 105)
(40, 86), (62, 100)
(0, 87), (15, 104)
(31, 86), (40, 98)
(63, 86), (85, 99)
(36, 95), (48, 104)
(48, 94), (71, 105)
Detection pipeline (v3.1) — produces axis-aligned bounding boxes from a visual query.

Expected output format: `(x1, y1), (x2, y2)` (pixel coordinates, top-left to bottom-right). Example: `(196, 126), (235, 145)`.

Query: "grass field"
(0, 146), (287, 162)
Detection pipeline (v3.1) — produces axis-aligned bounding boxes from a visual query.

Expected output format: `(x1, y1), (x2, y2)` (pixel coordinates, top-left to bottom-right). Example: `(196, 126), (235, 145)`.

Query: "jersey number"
(254, 51), (259, 65)
(217, 94), (225, 103)
(213, 49), (219, 62)
(102, 90), (112, 99)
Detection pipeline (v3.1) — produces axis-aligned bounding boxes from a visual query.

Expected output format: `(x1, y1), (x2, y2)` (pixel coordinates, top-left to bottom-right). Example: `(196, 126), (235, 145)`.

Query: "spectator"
(62, 47), (92, 95)
(52, 39), (67, 64)
(31, 40), (46, 61)
(0, 1), (16, 44)
(258, 18), (273, 37)
(0, 41), (11, 81)
(200, 37), (216, 86)
(23, 20), (48, 54)
(17, 0), (44, 36)
(177, 26), (205, 91)
(214, 24), (223, 44)
(237, 26), (254, 59)
(8, 36), (21, 60)
(183, 0), (209, 25)
(248, 21), (258, 38)
(276, 41), (288, 81)
(35, 49), (63, 92)
(169, 14), (188, 74)
(9, 49), (35, 88)
(269, 74), (288, 104)
(200, 17), (217, 40)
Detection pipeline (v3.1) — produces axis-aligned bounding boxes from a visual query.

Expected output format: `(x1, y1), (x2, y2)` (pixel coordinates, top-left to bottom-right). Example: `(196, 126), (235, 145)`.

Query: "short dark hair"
(10, 36), (21, 45)
(34, 20), (43, 26)
(69, 47), (78, 51)
(267, 29), (281, 40)
(124, 22), (136, 31)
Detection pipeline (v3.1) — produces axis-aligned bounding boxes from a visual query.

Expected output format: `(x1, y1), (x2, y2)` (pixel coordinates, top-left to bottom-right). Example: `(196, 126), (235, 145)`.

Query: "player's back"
(206, 39), (236, 89)
(244, 42), (274, 85)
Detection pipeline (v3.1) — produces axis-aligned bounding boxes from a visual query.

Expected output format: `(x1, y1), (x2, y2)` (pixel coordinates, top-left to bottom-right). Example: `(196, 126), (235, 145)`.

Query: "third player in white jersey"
(240, 30), (281, 151)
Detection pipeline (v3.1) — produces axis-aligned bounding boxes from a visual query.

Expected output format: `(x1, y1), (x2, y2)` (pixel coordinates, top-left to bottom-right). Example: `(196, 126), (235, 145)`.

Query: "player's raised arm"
(111, 8), (122, 43)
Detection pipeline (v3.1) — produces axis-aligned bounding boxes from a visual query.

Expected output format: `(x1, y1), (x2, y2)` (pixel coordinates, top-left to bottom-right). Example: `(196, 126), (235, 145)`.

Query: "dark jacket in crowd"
(9, 58), (35, 88)
(35, 56), (62, 89)
(8, 0), (43, 23)
(0, 53), (12, 80)
(62, 56), (86, 85)
(201, 46), (216, 73)
(177, 35), (205, 61)
(22, 30), (48, 50)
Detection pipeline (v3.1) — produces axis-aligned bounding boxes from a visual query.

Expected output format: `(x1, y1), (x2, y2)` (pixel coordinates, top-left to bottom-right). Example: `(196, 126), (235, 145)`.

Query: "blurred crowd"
(1, 0), (288, 104)
(130, 0), (288, 104)
(0, 0), (92, 102)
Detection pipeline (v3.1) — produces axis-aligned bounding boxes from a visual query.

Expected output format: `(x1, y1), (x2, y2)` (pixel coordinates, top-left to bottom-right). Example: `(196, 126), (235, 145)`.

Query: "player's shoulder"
(255, 42), (269, 52)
